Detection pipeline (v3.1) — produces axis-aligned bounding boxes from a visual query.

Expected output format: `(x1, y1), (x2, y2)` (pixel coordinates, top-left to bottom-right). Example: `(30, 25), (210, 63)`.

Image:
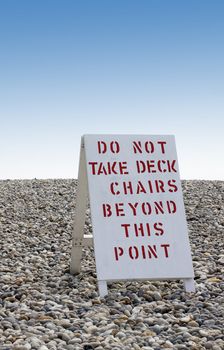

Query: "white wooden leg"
(70, 246), (83, 274)
(70, 138), (88, 275)
(183, 278), (195, 292)
(98, 280), (108, 297)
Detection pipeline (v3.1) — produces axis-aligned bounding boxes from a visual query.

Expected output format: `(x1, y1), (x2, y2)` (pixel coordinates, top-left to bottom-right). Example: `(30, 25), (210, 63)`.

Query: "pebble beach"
(0, 179), (223, 350)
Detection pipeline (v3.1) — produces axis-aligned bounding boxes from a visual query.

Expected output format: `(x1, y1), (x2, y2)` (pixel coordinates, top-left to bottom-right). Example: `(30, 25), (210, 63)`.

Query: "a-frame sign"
(70, 135), (195, 297)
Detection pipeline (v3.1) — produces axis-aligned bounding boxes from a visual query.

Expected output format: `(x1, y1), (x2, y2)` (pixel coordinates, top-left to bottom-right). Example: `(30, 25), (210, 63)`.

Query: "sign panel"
(84, 134), (194, 283)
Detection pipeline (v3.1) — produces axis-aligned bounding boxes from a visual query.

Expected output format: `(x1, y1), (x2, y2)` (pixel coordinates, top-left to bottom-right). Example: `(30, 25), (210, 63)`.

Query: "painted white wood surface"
(84, 135), (195, 286)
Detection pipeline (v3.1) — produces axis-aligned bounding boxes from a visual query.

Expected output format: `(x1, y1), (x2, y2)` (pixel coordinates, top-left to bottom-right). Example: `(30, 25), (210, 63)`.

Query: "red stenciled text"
(120, 222), (164, 238)
(97, 141), (120, 154)
(102, 200), (177, 217)
(88, 161), (129, 175)
(133, 140), (167, 154)
(114, 243), (170, 261)
(109, 179), (178, 195)
(136, 160), (177, 173)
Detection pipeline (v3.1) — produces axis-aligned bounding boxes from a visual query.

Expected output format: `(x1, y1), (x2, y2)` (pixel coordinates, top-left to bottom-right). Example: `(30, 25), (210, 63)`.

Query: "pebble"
(188, 320), (199, 327)
(0, 179), (223, 350)
(29, 336), (42, 349)
(163, 340), (174, 348)
(180, 315), (191, 323)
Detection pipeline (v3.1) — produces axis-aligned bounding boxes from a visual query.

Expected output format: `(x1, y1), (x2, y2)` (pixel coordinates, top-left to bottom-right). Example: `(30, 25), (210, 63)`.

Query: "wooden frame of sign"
(70, 135), (195, 297)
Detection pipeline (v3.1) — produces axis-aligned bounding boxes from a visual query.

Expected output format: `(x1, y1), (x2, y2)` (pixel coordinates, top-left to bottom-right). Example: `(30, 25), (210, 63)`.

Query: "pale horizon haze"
(0, 0), (223, 180)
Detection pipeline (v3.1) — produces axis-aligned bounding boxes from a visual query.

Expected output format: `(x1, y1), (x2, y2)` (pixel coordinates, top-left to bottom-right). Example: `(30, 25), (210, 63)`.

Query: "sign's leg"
(70, 138), (88, 275)
(98, 280), (108, 297)
(70, 244), (83, 275)
(183, 278), (195, 292)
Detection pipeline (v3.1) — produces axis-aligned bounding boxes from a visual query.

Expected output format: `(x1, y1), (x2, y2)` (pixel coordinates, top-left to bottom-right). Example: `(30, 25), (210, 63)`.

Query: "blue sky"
(0, 0), (223, 180)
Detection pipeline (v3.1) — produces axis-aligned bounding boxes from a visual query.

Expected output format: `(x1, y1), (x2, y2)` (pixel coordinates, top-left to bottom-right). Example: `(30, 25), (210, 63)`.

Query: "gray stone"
(13, 345), (32, 350)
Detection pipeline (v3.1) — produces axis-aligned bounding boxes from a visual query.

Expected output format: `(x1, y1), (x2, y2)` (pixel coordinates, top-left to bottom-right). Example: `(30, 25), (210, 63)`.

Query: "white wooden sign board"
(70, 135), (195, 297)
